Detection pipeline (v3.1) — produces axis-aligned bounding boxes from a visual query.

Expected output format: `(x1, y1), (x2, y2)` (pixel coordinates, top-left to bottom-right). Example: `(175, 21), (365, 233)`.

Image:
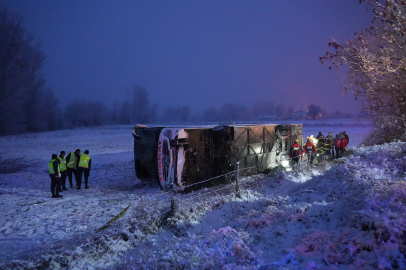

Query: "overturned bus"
(132, 123), (303, 190)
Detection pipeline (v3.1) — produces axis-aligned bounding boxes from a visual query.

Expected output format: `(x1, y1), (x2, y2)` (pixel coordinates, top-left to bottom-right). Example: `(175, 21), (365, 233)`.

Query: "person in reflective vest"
(57, 151), (68, 192)
(303, 138), (317, 164)
(77, 150), (92, 189)
(290, 139), (302, 168)
(65, 149), (80, 188)
(48, 154), (62, 198)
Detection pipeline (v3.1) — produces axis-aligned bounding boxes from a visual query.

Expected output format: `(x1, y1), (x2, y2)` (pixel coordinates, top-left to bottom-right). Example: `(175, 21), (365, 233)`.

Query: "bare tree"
(190, 111), (202, 122)
(132, 85), (150, 123)
(180, 105), (191, 123)
(252, 101), (275, 118)
(321, 0), (406, 143)
(286, 106), (293, 118)
(119, 100), (131, 124)
(159, 106), (180, 123)
(202, 106), (218, 122)
(149, 103), (158, 123)
(320, 109), (328, 119)
(110, 101), (120, 124)
(331, 110), (345, 119)
(218, 103), (241, 122)
(25, 86), (61, 132)
(64, 99), (109, 127)
(0, 6), (56, 135)
(275, 104), (286, 119)
(307, 104), (321, 120)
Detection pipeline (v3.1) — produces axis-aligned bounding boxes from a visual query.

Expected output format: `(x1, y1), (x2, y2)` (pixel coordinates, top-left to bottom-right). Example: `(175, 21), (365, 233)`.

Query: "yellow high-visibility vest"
(58, 157), (67, 171)
(48, 159), (60, 174)
(78, 154), (91, 169)
(67, 152), (77, 169)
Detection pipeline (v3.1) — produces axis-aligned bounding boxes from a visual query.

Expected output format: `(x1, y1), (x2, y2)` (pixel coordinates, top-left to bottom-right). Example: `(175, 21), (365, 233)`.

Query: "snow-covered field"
(2, 119), (405, 269)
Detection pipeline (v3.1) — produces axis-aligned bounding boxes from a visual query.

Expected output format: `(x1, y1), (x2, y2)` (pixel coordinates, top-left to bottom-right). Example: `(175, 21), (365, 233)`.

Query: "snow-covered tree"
(321, 0), (406, 143)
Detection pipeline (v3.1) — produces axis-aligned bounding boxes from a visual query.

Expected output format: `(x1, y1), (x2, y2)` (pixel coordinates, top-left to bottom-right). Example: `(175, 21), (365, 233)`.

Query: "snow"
(3, 120), (404, 269)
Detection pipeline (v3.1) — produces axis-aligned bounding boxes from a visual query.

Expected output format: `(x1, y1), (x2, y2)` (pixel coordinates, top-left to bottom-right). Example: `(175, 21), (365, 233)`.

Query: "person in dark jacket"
(343, 131), (349, 145)
(316, 132), (325, 140)
(290, 139), (302, 168)
(334, 135), (342, 158)
(327, 132), (335, 157)
(66, 149), (80, 188)
(77, 150), (92, 189)
(48, 154), (62, 198)
(324, 137), (333, 160)
(303, 138), (317, 164)
(316, 138), (325, 163)
(341, 134), (348, 154)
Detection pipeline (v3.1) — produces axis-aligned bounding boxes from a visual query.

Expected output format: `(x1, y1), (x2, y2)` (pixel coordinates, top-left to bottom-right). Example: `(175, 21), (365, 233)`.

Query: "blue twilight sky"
(0, 0), (372, 113)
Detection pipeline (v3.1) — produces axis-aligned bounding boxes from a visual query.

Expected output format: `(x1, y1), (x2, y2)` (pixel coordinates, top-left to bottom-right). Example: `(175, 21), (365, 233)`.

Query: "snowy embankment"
(3, 120), (404, 269)
(116, 140), (406, 269)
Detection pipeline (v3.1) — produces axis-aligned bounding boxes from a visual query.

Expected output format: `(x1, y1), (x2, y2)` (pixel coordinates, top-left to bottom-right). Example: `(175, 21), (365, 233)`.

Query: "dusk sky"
(1, 0), (372, 113)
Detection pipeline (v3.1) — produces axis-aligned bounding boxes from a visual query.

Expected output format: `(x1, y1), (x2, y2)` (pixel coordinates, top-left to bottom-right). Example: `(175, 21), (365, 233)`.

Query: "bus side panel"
(181, 129), (213, 187)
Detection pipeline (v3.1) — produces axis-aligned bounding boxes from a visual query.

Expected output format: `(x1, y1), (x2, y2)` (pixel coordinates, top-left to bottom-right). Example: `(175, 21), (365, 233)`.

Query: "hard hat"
(294, 139), (298, 143)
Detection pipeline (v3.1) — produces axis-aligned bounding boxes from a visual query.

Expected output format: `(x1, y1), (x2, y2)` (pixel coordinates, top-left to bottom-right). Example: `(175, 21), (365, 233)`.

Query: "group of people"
(290, 131), (350, 166)
(48, 149), (92, 198)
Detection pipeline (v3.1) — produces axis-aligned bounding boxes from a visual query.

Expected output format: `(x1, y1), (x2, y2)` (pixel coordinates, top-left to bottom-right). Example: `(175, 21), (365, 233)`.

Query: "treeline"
(61, 91), (346, 127)
(63, 86), (158, 127)
(61, 97), (292, 126)
(0, 6), (347, 136)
